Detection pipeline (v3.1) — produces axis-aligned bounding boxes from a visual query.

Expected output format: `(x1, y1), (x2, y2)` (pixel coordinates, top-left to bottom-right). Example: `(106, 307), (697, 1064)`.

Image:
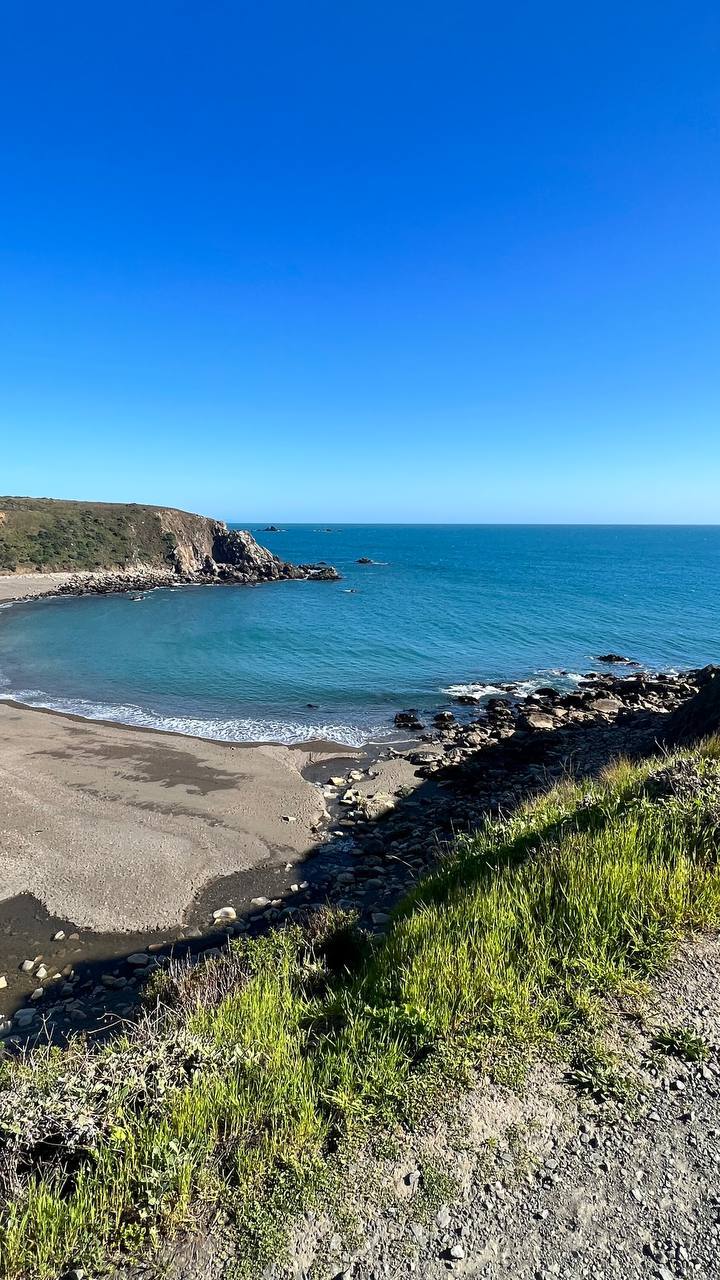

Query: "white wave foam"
(442, 671), (586, 700)
(0, 688), (386, 746)
(442, 682), (506, 700)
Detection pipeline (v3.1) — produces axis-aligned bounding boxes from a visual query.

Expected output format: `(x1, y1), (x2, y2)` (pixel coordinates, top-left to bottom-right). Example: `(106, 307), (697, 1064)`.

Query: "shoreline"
(0, 571), (404, 751)
(1, 657), (712, 1043)
(0, 569), (716, 1045)
(0, 696), (385, 756)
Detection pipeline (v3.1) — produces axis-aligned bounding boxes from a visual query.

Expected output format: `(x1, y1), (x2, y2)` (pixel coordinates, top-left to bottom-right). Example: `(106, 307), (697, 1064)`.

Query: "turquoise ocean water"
(0, 525), (718, 746)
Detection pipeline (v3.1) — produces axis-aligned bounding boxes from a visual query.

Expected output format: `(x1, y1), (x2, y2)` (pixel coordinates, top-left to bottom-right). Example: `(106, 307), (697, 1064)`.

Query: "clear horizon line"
(229, 520), (720, 528)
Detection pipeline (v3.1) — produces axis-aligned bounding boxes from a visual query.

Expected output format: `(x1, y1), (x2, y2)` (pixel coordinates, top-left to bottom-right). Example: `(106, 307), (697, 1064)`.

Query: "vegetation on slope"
(0, 497), (195, 573)
(2, 743), (720, 1277)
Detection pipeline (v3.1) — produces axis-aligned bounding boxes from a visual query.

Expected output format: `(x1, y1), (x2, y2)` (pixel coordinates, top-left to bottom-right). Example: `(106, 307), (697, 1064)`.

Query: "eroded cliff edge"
(0, 497), (339, 587)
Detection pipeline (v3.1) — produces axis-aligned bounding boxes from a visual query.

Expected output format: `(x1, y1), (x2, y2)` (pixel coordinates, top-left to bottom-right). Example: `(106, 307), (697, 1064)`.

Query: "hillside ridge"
(0, 496), (338, 584)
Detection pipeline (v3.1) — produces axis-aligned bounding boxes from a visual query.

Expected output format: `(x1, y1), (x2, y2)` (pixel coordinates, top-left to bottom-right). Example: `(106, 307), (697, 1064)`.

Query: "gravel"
(262, 937), (720, 1280)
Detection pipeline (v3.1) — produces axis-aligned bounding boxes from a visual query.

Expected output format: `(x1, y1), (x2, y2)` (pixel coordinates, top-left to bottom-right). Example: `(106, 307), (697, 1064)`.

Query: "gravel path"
(262, 937), (720, 1280)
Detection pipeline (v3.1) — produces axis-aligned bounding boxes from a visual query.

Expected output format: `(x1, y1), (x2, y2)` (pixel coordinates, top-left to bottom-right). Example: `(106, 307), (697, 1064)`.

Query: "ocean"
(0, 524), (718, 745)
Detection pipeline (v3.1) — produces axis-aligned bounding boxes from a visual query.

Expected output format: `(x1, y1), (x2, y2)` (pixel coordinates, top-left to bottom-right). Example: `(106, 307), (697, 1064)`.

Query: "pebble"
(126, 953), (150, 967)
(20, 959), (35, 974)
(212, 906), (237, 922)
(251, 896), (271, 908)
(0, 976), (6, 990)
(52, 930), (66, 941)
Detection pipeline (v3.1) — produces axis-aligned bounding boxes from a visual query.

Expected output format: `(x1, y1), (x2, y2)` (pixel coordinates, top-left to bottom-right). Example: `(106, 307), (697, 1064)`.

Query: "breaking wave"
(0, 687), (391, 746)
(441, 671), (586, 701)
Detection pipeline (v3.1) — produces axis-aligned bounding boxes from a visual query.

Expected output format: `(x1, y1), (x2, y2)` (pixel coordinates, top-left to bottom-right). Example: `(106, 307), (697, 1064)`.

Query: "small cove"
(0, 524), (718, 745)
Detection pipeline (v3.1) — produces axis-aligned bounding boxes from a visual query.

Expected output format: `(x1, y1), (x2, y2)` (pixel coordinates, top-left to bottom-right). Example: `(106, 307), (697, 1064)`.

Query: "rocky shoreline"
(1, 660), (716, 1050)
(1, 528), (340, 603)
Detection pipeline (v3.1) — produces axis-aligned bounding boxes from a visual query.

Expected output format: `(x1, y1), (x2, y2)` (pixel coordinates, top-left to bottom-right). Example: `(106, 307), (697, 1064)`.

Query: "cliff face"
(0, 498), (339, 585)
(156, 508), (225, 574)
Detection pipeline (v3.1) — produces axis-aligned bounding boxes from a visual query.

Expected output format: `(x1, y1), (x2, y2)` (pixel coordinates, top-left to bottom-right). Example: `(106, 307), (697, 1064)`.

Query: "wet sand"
(0, 700), (353, 934)
(0, 580), (358, 933)
(0, 696), (369, 1020)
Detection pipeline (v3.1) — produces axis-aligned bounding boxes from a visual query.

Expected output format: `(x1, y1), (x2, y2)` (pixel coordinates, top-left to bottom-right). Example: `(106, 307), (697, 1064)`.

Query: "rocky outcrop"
(210, 528), (338, 583)
(0, 498), (339, 588)
(157, 508), (224, 575)
(158, 513), (340, 583)
(387, 667), (716, 772)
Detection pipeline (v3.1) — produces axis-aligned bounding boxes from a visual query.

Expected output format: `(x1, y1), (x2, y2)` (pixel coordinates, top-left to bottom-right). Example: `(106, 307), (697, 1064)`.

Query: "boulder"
(592, 697), (622, 714)
(519, 710), (557, 732)
(394, 710), (424, 730)
(662, 667), (720, 744)
(363, 792), (396, 819)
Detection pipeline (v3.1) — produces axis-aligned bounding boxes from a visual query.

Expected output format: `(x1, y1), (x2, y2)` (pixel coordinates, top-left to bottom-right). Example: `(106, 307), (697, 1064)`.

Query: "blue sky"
(1, 2), (719, 522)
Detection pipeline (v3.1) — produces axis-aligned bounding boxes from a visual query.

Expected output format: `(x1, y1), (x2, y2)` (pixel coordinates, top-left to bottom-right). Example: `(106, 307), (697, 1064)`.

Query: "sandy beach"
(0, 571), (78, 603)
(0, 575), (361, 935)
(0, 699), (347, 933)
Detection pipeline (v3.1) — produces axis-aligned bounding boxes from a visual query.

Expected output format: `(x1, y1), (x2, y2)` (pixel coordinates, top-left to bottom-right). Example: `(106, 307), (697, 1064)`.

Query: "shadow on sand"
(0, 703), (676, 1050)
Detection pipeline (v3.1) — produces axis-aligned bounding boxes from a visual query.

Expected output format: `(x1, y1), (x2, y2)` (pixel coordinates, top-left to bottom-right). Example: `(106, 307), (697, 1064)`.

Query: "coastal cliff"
(0, 497), (339, 585)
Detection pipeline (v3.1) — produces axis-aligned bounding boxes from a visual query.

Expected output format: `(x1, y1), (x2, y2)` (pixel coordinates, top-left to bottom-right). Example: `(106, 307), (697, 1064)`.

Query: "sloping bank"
(1, 741), (720, 1277)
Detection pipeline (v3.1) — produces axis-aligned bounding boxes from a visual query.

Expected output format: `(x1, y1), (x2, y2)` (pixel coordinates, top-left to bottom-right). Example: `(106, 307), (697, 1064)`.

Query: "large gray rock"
(211, 528), (340, 583)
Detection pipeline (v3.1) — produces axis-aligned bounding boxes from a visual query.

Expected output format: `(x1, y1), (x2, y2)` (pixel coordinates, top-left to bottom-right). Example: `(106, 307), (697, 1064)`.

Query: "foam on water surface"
(0, 525), (717, 745)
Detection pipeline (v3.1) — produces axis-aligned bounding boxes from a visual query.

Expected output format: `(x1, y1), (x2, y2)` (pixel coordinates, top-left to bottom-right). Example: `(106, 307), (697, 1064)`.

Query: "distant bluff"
(0, 497), (339, 584)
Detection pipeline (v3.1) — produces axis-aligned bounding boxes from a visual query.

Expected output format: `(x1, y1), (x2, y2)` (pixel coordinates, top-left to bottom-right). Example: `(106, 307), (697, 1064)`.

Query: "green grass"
(0, 497), (200, 572)
(2, 743), (720, 1278)
(653, 1023), (710, 1063)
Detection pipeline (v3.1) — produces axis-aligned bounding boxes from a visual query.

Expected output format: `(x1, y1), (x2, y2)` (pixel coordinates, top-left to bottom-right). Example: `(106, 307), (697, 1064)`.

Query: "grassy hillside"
(1, 742), (720, 1277)
(0, 497), (202, 573)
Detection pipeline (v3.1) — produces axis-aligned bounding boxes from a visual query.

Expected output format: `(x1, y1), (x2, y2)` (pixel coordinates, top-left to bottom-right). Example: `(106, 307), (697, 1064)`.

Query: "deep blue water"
(0, 525), (718, 745)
